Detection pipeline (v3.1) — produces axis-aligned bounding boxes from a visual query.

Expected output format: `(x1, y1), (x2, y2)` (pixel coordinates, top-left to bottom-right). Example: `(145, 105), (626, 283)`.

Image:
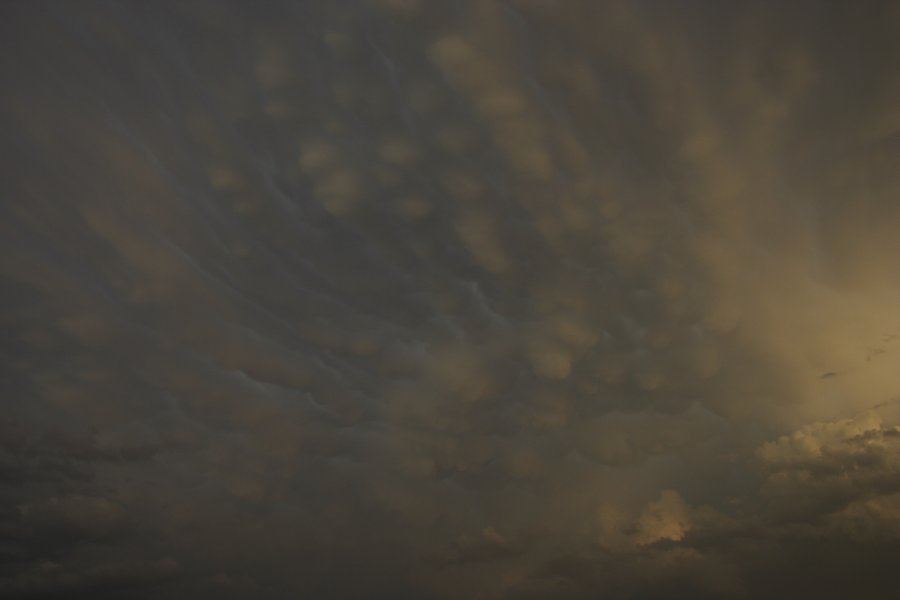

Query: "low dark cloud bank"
(2, 1), (899, 598)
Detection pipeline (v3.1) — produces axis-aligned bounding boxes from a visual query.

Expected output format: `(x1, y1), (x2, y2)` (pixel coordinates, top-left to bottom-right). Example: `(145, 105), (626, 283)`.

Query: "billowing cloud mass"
(2, 0), (900, 598)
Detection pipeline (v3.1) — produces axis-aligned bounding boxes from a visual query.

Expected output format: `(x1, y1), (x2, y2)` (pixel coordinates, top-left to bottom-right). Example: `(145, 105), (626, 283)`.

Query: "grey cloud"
(757, 410), (900, 531)
(2, 0), (899, 598)
(0, 556), (180, 600)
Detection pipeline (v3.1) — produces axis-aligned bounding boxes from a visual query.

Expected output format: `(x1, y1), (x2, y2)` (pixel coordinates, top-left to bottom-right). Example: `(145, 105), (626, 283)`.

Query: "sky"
(1, 1), (899, 598)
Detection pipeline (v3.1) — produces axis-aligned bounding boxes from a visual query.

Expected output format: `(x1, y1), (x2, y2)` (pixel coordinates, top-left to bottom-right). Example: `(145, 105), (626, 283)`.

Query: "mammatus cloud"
(1, 0), (899, 598)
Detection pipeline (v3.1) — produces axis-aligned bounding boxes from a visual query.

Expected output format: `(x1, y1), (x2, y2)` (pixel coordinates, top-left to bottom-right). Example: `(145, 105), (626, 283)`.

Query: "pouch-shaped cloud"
(2, 1), (899, 598)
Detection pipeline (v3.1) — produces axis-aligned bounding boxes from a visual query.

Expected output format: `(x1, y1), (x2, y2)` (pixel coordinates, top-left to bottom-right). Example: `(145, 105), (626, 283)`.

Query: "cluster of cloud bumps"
(2, 1), (900, 598)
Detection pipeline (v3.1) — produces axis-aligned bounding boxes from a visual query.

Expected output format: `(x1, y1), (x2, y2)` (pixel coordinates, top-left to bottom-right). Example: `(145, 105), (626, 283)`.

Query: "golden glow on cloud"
(1, 1), (899, 598)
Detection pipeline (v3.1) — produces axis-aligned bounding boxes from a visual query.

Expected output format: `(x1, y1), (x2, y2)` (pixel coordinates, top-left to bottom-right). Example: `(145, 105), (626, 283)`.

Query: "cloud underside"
(1, 0), (900, 598)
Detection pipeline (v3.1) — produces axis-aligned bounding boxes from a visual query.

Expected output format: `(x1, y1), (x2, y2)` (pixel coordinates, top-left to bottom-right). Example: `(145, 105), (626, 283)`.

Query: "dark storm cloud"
(2, 0), (899, 598)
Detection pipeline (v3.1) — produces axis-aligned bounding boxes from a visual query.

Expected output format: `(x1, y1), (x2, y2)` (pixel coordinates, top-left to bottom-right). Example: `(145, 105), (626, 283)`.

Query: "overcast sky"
(2, 1), (900, 598)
